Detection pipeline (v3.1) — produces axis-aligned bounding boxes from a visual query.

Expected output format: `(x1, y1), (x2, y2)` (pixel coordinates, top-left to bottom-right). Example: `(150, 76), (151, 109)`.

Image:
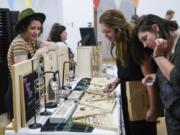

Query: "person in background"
(47, 23), (76, 69)
(131, 14), (180, 135)
(165, 10), (175, 20)
(99, 9), (157, 135)
(6, 8), (57, 120)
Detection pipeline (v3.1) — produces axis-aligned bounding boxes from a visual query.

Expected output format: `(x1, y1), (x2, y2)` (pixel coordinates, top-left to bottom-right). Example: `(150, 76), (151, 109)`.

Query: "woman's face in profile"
(100, 24), (116, 42)
(25, 20), (42, 42)
(138, 31), (158, 49)
(60, 30), (67, 42)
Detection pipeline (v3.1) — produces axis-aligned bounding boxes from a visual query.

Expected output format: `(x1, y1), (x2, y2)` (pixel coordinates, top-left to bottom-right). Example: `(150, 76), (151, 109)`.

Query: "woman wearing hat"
(6, 8), (57, 119)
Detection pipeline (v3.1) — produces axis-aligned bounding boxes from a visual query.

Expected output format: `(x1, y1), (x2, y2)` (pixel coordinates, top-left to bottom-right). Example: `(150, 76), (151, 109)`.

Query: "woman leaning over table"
(99, 9), (157, 135)
(131, 14), (180, 135)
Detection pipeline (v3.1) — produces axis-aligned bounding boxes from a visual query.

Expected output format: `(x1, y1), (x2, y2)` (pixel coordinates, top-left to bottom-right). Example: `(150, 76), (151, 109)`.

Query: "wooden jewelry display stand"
(7, 49), (69, 132)
(72, 78), (118, 131)
(77, 45), (102, 78)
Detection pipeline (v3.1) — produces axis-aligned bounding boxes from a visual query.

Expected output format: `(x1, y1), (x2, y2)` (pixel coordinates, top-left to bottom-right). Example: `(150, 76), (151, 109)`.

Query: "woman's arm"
(41, 41), (58, 51)
(14, 55), (28, 63)
(13, 43), (28, 64)
(153, 37), (180, 88)
(141, 59), (157, 121)
(33, 47), (48, 58)
(33, 41), (58, 58)
(154, 56), (174, 80)
(154, 55), (180, 88)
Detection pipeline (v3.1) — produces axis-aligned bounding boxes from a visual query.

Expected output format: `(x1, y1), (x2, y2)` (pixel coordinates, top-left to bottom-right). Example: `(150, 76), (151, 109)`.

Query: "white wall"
(137, 0), (180, 25)
(2, 0), (180, 60)
(62, 0), (93, 60)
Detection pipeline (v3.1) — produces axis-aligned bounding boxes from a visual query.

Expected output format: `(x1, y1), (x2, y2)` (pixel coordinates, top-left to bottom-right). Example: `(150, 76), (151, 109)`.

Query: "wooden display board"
(44, 48), (69, 100)
(55, 47), (69, 86)
(19, 72), (41, 127)
(43, 51), (58, 100)
(73, 113), (118, 131)
(72, 78), (117, 131)
(72, 92), (115, 119)
(10, 49), (67, 131)
(77, 45), (102, 78)
(126, 81), (149, 121)
(11, 58), (38, 131)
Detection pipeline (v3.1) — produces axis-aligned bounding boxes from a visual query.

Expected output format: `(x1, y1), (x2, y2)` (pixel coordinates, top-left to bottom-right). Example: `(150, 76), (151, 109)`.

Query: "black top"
(116, 52), (143, 81)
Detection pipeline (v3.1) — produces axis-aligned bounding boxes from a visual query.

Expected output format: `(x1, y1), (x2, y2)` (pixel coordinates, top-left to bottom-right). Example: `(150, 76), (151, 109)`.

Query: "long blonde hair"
(99, 9), (132, 67)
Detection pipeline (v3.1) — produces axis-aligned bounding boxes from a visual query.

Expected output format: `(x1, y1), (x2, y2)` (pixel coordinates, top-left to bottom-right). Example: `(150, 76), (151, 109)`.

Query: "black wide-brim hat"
(15, 8), (46, 32)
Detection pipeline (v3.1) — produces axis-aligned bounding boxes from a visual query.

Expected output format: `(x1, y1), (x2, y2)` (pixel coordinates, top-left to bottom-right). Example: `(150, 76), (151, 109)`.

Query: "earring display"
(34, 60), (45, 101)
(28, 58), (44, 129)
(59, 61), (75, 99)
(40, 58), (53, 116)
(45, 70), (60, 108)
(61, 61), (75, 90)
(72, 78), (117, 131)
(48, 79), (58, 100)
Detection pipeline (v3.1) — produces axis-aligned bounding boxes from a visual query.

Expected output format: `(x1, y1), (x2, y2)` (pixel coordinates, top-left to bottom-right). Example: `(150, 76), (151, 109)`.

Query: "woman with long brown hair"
(99, 9), (157, 135)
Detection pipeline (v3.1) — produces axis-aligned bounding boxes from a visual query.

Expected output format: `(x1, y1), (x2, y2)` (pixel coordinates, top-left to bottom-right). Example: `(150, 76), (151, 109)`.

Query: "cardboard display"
(126, 81), (149, 121)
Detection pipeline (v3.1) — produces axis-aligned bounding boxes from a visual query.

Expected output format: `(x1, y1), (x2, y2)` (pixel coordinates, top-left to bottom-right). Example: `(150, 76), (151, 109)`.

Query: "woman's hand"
(153, 38), (168, 58)
(41, 41), (58, 51)
(142, 74), (156, 86)
(34, 47), (48, 58)
(103, 78), (120, 93)
(145, 108), (157, 122)
(142, 74), (157, 122)
(103, 82), (118, 93)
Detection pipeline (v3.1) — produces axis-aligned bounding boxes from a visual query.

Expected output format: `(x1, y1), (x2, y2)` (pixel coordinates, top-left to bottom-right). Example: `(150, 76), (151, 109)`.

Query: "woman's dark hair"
(131, 14), (178, 65)
(16, 16), (44, 34)
(47, 23), (66, 42)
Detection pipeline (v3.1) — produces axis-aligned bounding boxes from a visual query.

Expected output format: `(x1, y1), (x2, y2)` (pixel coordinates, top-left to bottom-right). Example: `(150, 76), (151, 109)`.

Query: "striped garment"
(7, 35), (40, 77)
